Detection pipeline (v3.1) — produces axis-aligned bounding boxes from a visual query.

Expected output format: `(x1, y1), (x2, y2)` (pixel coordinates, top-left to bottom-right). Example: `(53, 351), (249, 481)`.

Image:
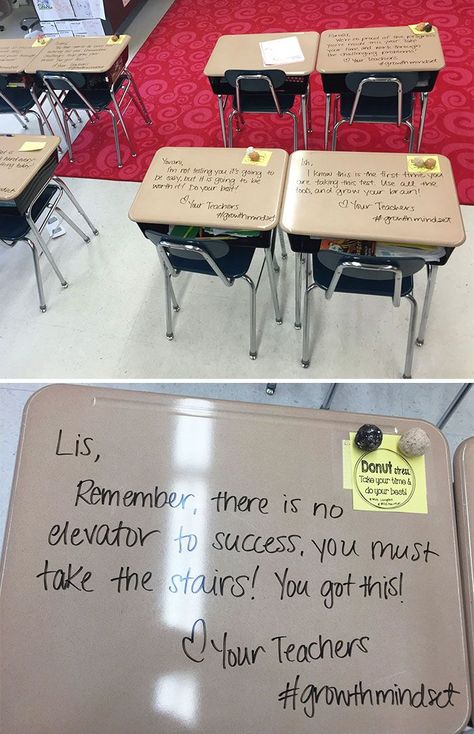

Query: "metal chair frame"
(40, 68), (151, 168)
(332, 76), (415, 152)
(146, 230), (283, 360)
(227, 72), (298, 151)
(300, 257), (420, 378)
(0, 176), (98, 312)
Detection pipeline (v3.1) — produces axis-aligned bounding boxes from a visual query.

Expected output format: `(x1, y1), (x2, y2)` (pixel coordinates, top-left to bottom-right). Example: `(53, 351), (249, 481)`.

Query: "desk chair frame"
(301, 256), (420, 378)
(0, 75), (48, 135)
(146, 231), (283, 360)
(40, 69), (151, 169)
(225, 71), (299, 151)
(0, 176), (98, 312)
(332, 76), (416, 152)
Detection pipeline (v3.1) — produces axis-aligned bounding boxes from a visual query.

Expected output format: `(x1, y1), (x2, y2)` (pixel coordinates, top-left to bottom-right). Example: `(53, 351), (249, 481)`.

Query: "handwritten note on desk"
(0, 386), (470, 734)
(281, 151), (464, 246)
(322, 26), (442, 69)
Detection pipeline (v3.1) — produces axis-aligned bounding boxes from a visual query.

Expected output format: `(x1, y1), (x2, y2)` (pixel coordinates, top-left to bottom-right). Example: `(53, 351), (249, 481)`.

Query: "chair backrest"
(345, 71), (419, 97)
(224, 68), (287, 93)
(0, 75), (8, 91)
(317, 249), (425, 305)
(145, 230), (234, 285)
(37, 70), (87, 91)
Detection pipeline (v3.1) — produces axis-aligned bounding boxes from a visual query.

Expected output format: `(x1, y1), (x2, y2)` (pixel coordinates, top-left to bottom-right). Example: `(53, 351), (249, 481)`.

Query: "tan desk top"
(129, 146), (289, 231)
(454, 437), (474, 718)
(0, 38), (50, 75)
(280, 151), (465, 247)
(0, 135), (60, 201)
(23, 35), (130, 74)
(0, 384), (471, 734)
(317, 25), (445, 74)
(204, 32), (320, 77)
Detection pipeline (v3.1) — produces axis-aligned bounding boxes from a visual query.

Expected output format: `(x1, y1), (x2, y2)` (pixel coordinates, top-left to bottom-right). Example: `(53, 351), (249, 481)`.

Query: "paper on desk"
(67, 18), (105, 35)
(19, 141), (46, 151)
(259, 36), (304, 66)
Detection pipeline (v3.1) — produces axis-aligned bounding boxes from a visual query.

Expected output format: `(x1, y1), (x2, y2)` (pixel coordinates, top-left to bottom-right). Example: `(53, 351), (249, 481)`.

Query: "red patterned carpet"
(56, 0), (474, 205)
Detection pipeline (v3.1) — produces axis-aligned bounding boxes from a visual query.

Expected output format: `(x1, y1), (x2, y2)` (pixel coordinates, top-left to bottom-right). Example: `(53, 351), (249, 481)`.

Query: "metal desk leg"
(417, 92), (429, 152)
(29, 86), (56, 138)
(301, 94), (308, 149)
(320, 383), (337, 410)
(217, 95), (227, 147)
(416, 263), (438, 346)
(294, 252), (303, 329)
(307, 82), (312, 133)
(324, 93), (331, 150)
(437, 384), (472, 429)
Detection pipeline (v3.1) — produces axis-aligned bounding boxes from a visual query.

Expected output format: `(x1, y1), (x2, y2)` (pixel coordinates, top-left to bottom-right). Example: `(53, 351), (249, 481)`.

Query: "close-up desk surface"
(204, 32), (320, 77)
(280, 150), (465, 246)
(0, 385), (470, 734)
(0, 135), (60, 202)
(129, 146), (289, 231)
(316, 25), (445, 74)
(23, 35), (131, 74)
(454, 437), (474, 718)
(0, 38), (49, 74)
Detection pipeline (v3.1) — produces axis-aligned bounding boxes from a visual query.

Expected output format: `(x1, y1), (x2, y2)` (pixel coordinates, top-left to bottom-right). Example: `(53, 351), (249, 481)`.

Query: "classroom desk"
(23, 35), (131, 82)
(0, 384), (471, 734)
(280, 149), (465, 341)
(204, 32), (320, 148)
(129, 146), (289, 236)
(0, 133), (60, 211)
(316, 26), (445, 150)
(0, 38), (49, 75)
(0, 38), (57, 136)
(454, 437), (474, 723)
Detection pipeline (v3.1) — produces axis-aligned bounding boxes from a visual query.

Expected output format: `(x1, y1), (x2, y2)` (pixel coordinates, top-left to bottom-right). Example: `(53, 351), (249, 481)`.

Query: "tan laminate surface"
(129, 146), (288, 231)
(0, 38), (50, 74)
(23, 35), (131, 74)
(0, 134), (60, 201)
(280, 150), (465, 246)
(204, 32), (320, 77)
(317, 25), (445, 73)
(0, 385), (471, 734)
(454, 438), (474, 719)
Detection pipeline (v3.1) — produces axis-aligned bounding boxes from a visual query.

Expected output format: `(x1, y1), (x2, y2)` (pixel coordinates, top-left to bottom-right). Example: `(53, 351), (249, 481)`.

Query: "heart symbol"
(182, 618), (207, 663)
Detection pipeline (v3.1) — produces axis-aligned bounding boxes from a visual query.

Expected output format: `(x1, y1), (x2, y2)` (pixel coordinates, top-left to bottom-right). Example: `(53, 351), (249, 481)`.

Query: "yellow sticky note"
(348, 433), (427, 514)
(241, 150), (272, 166)
(409, 24), (435, 35)
(19, 141), (46, 152)
(107, 35), (125, 45)
(406, 155), (441, 174)
(342, 439), (353, 490)
(32, 37), (51, 47)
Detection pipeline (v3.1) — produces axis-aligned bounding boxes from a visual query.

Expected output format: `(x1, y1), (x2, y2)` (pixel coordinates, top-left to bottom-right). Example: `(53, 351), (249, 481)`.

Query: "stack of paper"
(259, 36), (304, 66)
(375, 242), (446, 262)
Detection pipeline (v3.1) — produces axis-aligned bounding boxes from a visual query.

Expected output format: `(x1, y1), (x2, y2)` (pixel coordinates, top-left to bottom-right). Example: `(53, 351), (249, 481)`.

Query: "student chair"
(0, 176), (98, 312)
(37, 69), (151, 168)
(332, 72), (418, 152)
(299, 248), (425, 378)
(0, 75), (46, 134)
(144, 229), (283, 359)
(224, 69), (299, 151)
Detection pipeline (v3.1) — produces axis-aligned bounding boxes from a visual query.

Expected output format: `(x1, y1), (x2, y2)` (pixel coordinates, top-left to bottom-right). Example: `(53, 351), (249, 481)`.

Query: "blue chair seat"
(61, 88), (112, 111)
(340, 92), (413, 123)
(312, 253), (414, 297)
(232, 92), (296, 114)
(167, 240), (255, 279)
(0, 185), (58, 242)
(0, 87), (36, 114)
